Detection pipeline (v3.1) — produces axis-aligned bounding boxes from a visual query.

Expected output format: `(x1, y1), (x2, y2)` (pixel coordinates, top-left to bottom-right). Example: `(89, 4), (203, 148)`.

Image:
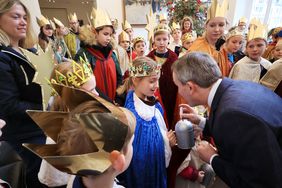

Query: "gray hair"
(172, 52), (222, 88)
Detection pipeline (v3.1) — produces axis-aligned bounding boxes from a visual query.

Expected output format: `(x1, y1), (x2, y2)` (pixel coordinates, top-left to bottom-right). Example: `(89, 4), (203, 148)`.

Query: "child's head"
(95, 26), (114, 47)
(153, 24), (170, 53)
(238, 17), (247, 31)
(224, 28), (244, 53)
(246, 38), (267, 61)
(50, 56), (98, 96)
(272, 40), (282, 60)
(159, 13), (168, 25)
(118, 31), (130, 50)
(181, 33), (196, 50)
(129, 57), (161, 99)
(133, 37), (146, 57)
(205, 17), (227, 42)
(122, 20), (134, 41)
(181, 16), (193, 32)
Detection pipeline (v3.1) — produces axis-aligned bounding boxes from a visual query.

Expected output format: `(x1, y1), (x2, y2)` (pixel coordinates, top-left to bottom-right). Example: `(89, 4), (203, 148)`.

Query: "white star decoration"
(145, 8), (157, 41)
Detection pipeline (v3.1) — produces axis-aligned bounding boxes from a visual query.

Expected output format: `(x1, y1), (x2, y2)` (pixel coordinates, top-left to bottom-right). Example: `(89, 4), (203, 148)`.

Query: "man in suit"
(172, 52), (282, 188)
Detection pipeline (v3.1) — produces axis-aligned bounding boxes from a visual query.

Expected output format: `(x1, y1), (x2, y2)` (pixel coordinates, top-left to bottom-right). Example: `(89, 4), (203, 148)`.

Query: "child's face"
(134, 73), (160, 100)
(172, 29), (182, 41)
(81, 75), (99, 96)
(246, 39), (266, 61)
(272, 46), (282, 59)
(154, 33), (169, 53)
(226, 36), (243, 53)
(205, 17), (226, 42)
(182, 40), (193, 50)
(119, 40), (130, 50)
(183, 20), (191, 30)
(96, 26), (113, 47)
(125, 28), (133, 40)
(134, 41), (146, 56)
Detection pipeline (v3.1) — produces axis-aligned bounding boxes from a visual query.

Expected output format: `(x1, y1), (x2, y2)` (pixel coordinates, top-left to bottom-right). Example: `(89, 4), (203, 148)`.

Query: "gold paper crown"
(50, 54), (93, 88)
(239, 17), (247, 23)
(132, 37), (145, 46)
(129, 62), (161, 77)
(68, 12), (78, 23)
(207, 0), (229, 20)
(118, 31), (130, 43)
(36, 15), (50, 27)
(20, 45), (55, 110)
(247, 19), (267, 41)
(23, 86), (136, 175)
(122, 20), (132, 31)
(171, 22), (181, 32)
(91, 8), (112, 29)
(53, 17), (64, 28)
(154, 24), (171, 35)
(159, 13), (167, 21)
(225, 28), (244, 40)
(181, 33), (196, 43)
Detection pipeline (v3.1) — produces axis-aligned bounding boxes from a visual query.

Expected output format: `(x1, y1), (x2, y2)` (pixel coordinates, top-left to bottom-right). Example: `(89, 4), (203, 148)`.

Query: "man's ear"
(186, 81), (197, 94)
(109, 150), (125, 172)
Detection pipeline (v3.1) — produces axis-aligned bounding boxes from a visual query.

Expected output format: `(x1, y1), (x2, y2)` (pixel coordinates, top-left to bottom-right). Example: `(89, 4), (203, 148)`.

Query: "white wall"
(21, 0), (42, 35)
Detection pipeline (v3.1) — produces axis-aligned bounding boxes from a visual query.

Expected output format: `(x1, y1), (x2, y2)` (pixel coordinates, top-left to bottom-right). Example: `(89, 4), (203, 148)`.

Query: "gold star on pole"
(20, 45), (55, 110)
(145, 8), (157, 41)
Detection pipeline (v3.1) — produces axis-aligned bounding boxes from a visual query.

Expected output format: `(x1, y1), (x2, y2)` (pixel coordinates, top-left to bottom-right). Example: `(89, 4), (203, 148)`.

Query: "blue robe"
(122, 90), (167, 188)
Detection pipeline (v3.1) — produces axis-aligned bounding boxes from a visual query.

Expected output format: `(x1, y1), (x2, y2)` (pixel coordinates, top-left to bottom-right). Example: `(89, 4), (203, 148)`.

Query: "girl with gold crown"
(119, 56), (175, 188)
(74, 8), (122, 102)
(36, 15), (56, 52)
(189, 0), (230, 77)
(0, 0), (47, 187)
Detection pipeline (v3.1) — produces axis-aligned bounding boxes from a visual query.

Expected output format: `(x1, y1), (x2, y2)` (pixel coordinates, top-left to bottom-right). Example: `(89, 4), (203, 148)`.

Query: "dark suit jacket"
(204, 78), (282, 188)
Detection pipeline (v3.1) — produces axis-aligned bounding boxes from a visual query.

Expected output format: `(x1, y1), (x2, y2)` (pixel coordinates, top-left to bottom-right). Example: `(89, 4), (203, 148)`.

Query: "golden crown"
(225, 28), (244, 40)
(53, 17), (64, 28)
(129, 62), (161, 77)
(91, 8), (112, 29)
(132, 37), (146, 46)
(23, 86), (136, 175)
(159, 13), (167, 21)
(181, 33), (196, 43)
(207, 0), (229, 20)
(247, 19), (267, 41)
(122, 20), (132, 31)
(239, 17), (247, 24)
(171, 22), (181, 32)
(68, 12), (78, 23)
(36, 15), (50, 27)
(154, 24), (171, 35)
(50, 54), (93, 88)
(118, 31), (130, 43)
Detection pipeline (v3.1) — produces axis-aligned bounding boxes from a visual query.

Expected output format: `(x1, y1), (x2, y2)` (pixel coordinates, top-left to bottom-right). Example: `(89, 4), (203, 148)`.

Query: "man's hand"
(197, 141), (218, 163)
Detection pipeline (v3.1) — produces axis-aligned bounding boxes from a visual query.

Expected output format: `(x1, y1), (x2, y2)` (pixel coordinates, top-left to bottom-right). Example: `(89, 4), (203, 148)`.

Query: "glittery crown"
(50, 54), (93, 88)
(36, 15), (50, 27)
(118, 31), (130, 43)
(132, 37), (146, 46)
(68, 12), (78, 23)
(91, 8), (112, 29)
(159, 13), (167, 21)
(122, 20), (132, 31)
(181, 33), (196, 43)
(154, 24), (171, 35)
(247, 19), (267, 41)
(171, 22), (181, 32)
(225, 28), (244, 40)
(53, 17), (64, 28)
(207, 0), (229, 20)
(129, 62), (161, 77)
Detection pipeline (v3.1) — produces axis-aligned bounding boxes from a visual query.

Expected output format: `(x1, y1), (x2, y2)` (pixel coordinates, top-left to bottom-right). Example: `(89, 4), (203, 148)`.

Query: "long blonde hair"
(0, 0), (37, 48)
